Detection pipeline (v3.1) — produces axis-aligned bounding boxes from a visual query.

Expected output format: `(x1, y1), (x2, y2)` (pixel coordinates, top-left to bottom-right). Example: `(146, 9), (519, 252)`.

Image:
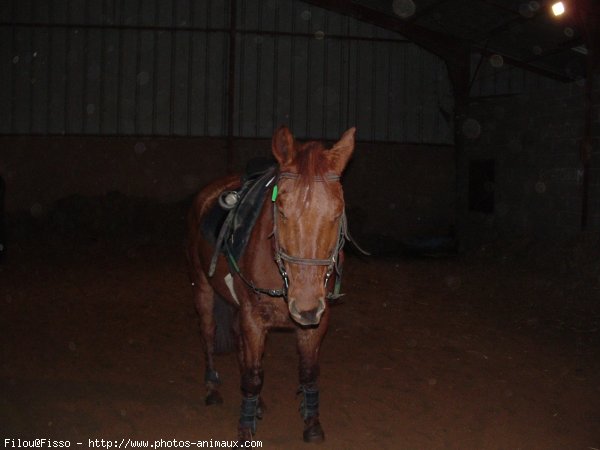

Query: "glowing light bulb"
(552, 1), (565, 16)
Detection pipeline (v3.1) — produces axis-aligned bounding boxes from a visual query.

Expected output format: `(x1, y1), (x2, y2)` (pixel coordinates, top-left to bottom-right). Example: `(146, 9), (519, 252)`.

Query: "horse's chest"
(255, 300), (292, 327)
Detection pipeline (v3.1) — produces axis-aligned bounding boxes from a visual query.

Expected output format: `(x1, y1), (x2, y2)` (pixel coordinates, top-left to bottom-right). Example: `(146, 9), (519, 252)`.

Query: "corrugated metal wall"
(469, 52), (566, 97)
(0, 0), (454, 144)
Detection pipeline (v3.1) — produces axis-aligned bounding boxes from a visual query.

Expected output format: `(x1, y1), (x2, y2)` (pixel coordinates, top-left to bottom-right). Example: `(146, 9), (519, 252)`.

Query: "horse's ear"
(272, 126), (295, 166)
(329, 127), (356, 174)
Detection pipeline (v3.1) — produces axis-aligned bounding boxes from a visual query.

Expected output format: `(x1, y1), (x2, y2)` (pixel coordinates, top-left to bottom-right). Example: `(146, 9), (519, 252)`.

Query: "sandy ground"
(1, 215), (599, 449)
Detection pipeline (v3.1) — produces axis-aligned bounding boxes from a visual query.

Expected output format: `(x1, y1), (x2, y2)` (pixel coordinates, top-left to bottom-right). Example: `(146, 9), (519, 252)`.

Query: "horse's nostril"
(289, 299), (300, 317)
(288, 298), (326, 326)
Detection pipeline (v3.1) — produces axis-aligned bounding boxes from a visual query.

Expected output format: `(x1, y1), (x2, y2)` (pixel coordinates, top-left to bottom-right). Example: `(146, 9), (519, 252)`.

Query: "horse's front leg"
(237, 314), (267, 442)
(296, 321), (328, 443)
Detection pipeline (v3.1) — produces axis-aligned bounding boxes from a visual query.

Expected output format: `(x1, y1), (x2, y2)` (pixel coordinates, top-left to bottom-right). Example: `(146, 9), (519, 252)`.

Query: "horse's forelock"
(282, 141), (330, 211)
(294, 141), (329, 187)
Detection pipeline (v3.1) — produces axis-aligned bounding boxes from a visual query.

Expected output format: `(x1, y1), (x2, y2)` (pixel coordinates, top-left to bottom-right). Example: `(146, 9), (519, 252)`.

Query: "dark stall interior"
(1, 0), (599, 448)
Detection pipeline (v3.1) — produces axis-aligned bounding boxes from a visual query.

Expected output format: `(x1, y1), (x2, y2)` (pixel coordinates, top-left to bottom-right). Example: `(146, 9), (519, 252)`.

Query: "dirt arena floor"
(2, 203), (600, 449)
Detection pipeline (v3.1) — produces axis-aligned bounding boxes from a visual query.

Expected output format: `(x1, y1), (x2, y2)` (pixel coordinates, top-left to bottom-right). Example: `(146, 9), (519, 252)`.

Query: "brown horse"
(186, 126), (356, 442)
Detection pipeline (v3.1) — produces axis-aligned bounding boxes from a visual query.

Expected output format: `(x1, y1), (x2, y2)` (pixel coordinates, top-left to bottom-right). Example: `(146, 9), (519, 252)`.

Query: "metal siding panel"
(172, 30), (190, 136)
(192, 0), (209, 28)
(324, 39), (341, 139)
(309, 4), (325, 34)
(65, 28), (84, 133)
(420, 51), (437, 143)
(13, 28), (32, 133)
(31, 28), (49, 133)
(86, 0), (102, 25)
(257, 37), (275, 137)
(47, 27), (66, 133)
(403, 45), (419, 142)
(241, 0), (259, 30)
(387, 42), (399, 141)
(136, 30), (154, 134)
(495, 66), (511, 95)
(210, 0), (228, 29)
(469, 53), (480, 96)
(189, 33), (207, 135)
(480, 63), (495, 96)
(511, 67), (524, 92)
(119, 29), (136, 134)
(0, 28), (13, 133)
(239, 34), (258, 137)
(120, 0), (137, 26)
(100, 30), (119, 134)
(356, 17), (375, 38)
(277, 0), (292, 31)
(14, 0), (32, 22)
(0, 0), (453, 143)
(325, 7), (342, 35)
(308, 37), (325, 138)
(156, 0), (173, 27)
(68, 0), (85, 23)
(434, 56), (449, 143)
(174, 0), (189, 26)
(372, 41), (389, 141)
(291, 36), (308, 138)
(260, 0), (277, 32)
(51, 0), (67, 24)
(346, 39), (358, 138)
(207, 33), (226, 136)
(83, 29), (102, 133)
(153, 30), (171, 135)
(293, 0), (311, 33)
(32, 0), (49, 22)
(139, 0), (156, 24)
(356, 40), (373, 141)
(273, 36), (292, 129)
(0, 1), (11, 21)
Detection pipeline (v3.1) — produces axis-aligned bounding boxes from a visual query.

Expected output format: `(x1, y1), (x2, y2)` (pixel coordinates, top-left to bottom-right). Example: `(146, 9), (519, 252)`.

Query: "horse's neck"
(240, 195), (281, 280)
(254, 194), (275, 247)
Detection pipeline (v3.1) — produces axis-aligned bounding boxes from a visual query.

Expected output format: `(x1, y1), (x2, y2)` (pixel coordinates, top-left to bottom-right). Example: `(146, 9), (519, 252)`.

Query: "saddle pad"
(201, 165), (277, 264)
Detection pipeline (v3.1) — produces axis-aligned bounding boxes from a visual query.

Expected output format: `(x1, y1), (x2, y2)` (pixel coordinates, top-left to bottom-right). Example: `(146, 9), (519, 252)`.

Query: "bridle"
(271, 172), (346, 300)
(233, 171), (348, 301)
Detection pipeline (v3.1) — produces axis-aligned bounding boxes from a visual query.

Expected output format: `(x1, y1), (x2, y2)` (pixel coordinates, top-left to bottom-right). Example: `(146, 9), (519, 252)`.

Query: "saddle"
(201, 162), (278, 277)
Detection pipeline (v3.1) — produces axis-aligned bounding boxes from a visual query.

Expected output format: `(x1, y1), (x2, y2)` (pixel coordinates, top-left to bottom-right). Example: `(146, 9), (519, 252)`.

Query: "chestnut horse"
(187, 126), (356, 442)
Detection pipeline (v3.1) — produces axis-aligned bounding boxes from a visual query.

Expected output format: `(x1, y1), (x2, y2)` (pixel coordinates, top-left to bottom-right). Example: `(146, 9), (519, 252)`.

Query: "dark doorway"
(469, 159), (495, 214)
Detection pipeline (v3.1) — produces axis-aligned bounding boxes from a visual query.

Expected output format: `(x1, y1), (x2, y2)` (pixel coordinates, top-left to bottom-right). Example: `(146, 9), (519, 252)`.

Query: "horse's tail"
(213, 293), (236, 354)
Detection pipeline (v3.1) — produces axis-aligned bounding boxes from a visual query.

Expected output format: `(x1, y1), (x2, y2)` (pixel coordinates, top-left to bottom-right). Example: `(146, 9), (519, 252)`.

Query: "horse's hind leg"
(237, 320), (267, 441)
(193, 269), (223, 405)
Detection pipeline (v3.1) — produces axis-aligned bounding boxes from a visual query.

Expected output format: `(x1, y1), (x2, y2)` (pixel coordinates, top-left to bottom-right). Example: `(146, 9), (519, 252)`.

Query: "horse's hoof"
(205, 390), (223, 406)
(237, 425), (254, 444)
(303, 418), (325, 443)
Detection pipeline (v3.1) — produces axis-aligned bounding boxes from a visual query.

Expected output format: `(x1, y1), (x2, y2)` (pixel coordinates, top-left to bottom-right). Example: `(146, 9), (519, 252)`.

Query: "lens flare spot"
(393, 0), (416, 18)
(490, 54), (504, 68)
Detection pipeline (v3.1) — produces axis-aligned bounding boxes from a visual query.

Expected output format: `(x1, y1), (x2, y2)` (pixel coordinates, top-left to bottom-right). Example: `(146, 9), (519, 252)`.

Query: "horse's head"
(271, 126), (355, 326)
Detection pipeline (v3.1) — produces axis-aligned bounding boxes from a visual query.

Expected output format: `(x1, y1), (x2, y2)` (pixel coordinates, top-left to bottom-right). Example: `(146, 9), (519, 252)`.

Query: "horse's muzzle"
(288, 297), (326, 326)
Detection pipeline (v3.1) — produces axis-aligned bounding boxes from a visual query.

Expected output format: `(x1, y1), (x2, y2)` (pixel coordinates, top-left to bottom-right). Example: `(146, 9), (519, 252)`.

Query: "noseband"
(271, 172), (346, 299)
